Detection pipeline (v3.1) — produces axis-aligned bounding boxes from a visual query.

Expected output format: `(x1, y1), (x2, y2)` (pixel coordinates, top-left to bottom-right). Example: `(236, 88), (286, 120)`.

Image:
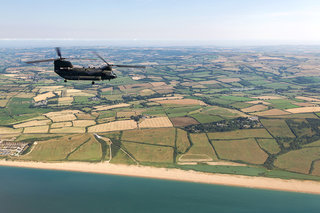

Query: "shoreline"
(1, 160), (320, 195)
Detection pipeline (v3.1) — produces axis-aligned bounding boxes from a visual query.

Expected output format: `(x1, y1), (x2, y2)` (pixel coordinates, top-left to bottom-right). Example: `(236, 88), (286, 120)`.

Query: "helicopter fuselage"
(54, 59), (117, 81)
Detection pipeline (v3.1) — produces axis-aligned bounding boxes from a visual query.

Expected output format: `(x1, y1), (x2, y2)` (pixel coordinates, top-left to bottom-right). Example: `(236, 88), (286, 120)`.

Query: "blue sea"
(0, 166), (319, 213)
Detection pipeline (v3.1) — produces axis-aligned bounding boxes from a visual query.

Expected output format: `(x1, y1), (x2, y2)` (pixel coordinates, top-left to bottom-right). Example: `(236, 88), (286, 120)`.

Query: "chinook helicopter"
(25, 47), (146, 84)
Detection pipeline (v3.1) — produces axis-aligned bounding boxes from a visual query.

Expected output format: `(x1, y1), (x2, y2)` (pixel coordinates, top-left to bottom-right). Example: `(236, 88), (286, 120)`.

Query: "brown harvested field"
(101, 87), (113, 92)
(118, 86), (126, 91)
(21, 134), (90, 161)
(241, 104), (268, 113)
(207, 129), (272, 140)
(217, 78), (240, 83)
(88, 120), (137, 132)
(180, 133), (217, 162)
(181, 82), (198, 87)
(117, 111), (136, 118)
(260, 119), (295, 137)
(58, 97), (73, 105)
(139, 117), (173, 128)
(131, 75), (146, 80)
(49, 114), (77, 122)
(176, 129), (190, 153)
(0, 99), (9, 107)
(139, 89), (155, 96)
(267, 113), (318, 119)
(198, 80), (219, 85)
(312, 161), (320, 176)
(93, 103), (131, 111)
(50, 127), (85, 133)
(254, 109), (290, 116)
(292, 102), (315, 107)
(13, 119), (51, 129)
(212, 138), (268, 164)
(246, 100), (271, 105)
(153, 89), (174, 94)
(51, 122), (72, 128)
(252, 96), (284, 100)
(38, 86), (64, 93)
(16, 93), (35, 98)
(75, 113), (95, 120)
(295, 96), (320, 102)
(150, 82), (166, 87)
(156, 99), (206, 106)
(286, 107), (320, 113)
(256, 138), (281, 154)
(122, 142), (174, 163)
(33, 92), (56, 102)
(149, 96), (183, 102)
(258, 56), (284, 60)
(275, 147), (320, 174)
(24, 125), (49, 134)
(170, 116), (199, 127)
(66, 89), (94, 97)
(0, 127), (22, 134)
(44, 110), (81, 118)
(122, 128), (175, 146)
(72, 120), (96, 127)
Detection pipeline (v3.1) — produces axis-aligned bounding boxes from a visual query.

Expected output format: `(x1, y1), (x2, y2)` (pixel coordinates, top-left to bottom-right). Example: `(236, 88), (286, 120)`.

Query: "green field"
(265, 99), (299, 110)
(122, 142), (174, 163)
(182, 133), (218, 161)
(175, 129), (190, 153)
(190, 113), (223, 123)
(219, 95), (254, 102)
(177, 164), (320, 180)
(122, 128), (175, 146)
(207, 129), (272, 140)
(275, 147), (320, 174)
(260, 119), (295, 137)
(212, 138), (268, 164)
(256, 138), (281, 154)
(21, 134), (90, 161)
(165, 106), (201, 118)
(68, 136), (102, 162)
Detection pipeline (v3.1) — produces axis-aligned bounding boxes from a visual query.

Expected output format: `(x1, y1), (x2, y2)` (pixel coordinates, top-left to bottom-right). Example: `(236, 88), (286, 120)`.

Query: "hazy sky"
(1, 0), (320, 42)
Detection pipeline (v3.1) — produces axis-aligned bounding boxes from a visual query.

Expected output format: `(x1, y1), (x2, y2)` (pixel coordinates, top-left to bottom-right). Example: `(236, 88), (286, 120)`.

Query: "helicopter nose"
(112, 73), (117, 79)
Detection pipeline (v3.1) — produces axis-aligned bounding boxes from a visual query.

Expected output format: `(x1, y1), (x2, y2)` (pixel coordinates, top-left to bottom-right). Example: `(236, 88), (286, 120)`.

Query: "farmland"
(260, 119), (295, 137)
(211, 138), (268, 164)
(1, 46), (320, 180)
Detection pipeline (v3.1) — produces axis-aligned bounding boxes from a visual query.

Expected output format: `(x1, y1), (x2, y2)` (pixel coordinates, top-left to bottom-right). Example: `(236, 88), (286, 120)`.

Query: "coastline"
(1, 160), (320, 195)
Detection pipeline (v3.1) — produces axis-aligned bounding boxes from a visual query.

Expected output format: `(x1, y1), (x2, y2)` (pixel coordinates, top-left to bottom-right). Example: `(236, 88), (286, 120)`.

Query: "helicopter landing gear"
(64, 79), (67, 82)
(92, 81), (95, 85)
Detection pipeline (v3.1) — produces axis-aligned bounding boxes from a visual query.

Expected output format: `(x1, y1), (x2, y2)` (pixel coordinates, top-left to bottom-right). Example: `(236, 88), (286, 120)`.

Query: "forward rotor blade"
(55, 47), (62, 58)
(25, 58), (56, 64)
(93, 52), (110, 65)
(111, 64), (146, 69)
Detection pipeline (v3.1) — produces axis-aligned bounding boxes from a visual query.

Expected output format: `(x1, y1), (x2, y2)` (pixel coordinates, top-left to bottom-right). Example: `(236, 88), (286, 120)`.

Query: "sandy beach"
(1, 160), (320, 195)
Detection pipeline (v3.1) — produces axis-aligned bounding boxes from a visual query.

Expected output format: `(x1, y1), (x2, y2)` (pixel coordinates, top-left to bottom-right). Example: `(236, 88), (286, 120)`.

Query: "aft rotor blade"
(112, 64), (146, 68)
(55, 47), (62, 58)
(25, 58), (56, 64)
(93, 52), (110, 65)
